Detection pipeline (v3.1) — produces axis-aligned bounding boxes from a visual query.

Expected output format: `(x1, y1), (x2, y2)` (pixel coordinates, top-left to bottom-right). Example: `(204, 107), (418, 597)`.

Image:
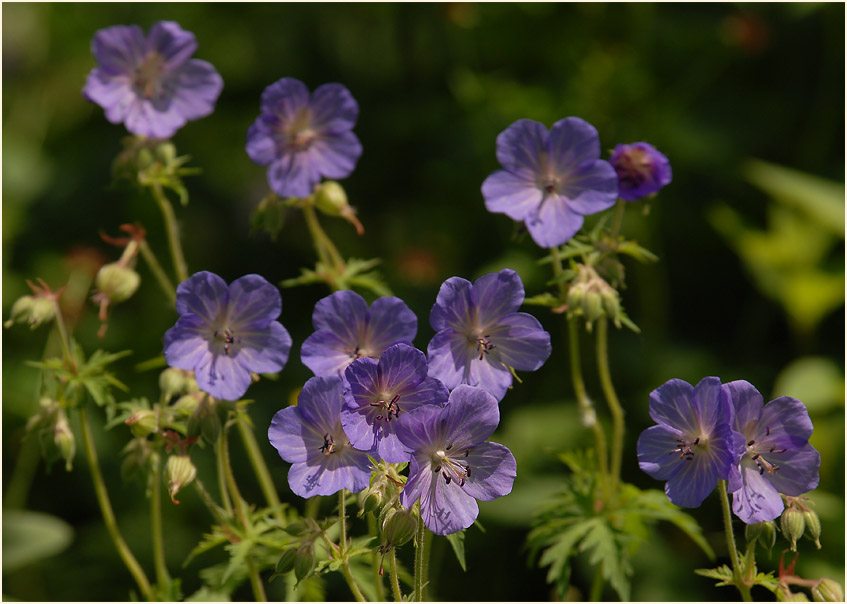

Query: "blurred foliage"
(3, 2), (844, 601)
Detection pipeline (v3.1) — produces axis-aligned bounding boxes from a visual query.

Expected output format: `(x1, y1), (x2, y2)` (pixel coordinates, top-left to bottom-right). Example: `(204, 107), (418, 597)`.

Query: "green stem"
(215, 431), (233, 517)
(246, 555), (267, 602)
(608, 199), (626, 241)
(339, 558), (367, 602)
(50, 299), (73, 365)
(718, 480), (752, 602)
(389, 548), (403, 602)
(137, 238), (176, 306)
(149, 452), (170, 590)
(150, 183), (189, 284)
(302, 203), (346, 277)
(590, 560), (605, 601)
(567, 315), (609, 487)
(595, 317), (625, 494)
(192, 477), (228, 526)
(550, 245), (569, 299)
(236, 415), (285, 525)
(413, 509), (431, 602)
(339, 490), (348, 552)
(79, 406), (154, 601)
(369, 514), (386, 602)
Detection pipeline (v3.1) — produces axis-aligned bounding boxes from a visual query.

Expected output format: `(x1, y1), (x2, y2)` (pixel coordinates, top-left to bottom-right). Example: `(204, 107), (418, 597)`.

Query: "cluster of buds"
(566, 264), (623, 330)
(25, 397), (75, 471)
(93, 224), (144, 338)
(780, 497), (822, 551)
(745, 519), (777, 552)
(357, 460), (406, 518)
(4, 279), (62, 331)
(113, 136), (195, 205)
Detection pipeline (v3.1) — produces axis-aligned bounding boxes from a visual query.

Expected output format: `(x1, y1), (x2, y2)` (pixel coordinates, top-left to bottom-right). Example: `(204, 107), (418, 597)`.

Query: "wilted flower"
(83, 21), (223, 138)
(723, 380), (820, 524)
(637, 377), (743, 508)
(481, 117), (619, 248)
(396, 385), (516, 535)
(301, 290), (417, 377)
(342, 343), (448, 462)
(246, 77), (362, 198)
(163, 272), (292, 401)
(609, 142), (672, 201)
(426, 269), (551, 401)
(268, 375), (372, 497)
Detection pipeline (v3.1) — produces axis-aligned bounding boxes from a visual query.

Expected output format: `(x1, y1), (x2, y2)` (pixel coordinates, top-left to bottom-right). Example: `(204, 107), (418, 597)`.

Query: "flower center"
(469, 332), (496, 361)
(132, 52), (166, 99)
(213, 327), (237, 356)
(670, 435), (701, 461)
(283, 108), (318, 152)
(320, 432), (336, 455)
(431, 444), (472, 487)
(745, 434), (786, 475)
(370, 394), (400, 422)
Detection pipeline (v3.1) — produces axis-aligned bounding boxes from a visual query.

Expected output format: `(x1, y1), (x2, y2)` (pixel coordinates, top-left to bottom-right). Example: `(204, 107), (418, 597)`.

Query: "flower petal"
(227, 274), (282, 327)
(430, 276), (473, 332)
(648, 378), (699, 434)
(301, 329), (358, 377)
(260, 77), (310, 122)
(90, 25), (145, 74)
(419, 468), (479, 535)
(482, 169), (543, 222)
(426, 329), (470, 391)
(310, 82), (359, 133)
(759, 396), (814, 445)
(442, 385), (500, 448)
(525, 194), (585, 248)
(460, 441), (516, 501)
(311, 290), (368, 346)
(297, 375), (345, 432)
(494, 119), (548, 178)
(732, 462), (785, 523)
(472, 269), (525, 325)
(549, 117), (601, 173)
(175, 271), (228, 321)
(557, 160), (619, 216)
(169, 59), (223, 121)
(637, 424), (684, 480)
(486, 312), (551, 371)
(146, 21), (197, 69)
(363, 296), (418, 354)
(194, 351), (252, 401)
(269, 406), (309, 463)
(723, 380), (765, 437)
(287, 448), (371, 497)
(767, 443), (820, 496)
(691, 376), (727, 434)
(163, 314), (211, 370)
(236, 321), (291, 374)
(307, 130), (362, 180)
(395, 405), (446, 453)
(462, 354), (514, 402)
(268, 151), (322, 199)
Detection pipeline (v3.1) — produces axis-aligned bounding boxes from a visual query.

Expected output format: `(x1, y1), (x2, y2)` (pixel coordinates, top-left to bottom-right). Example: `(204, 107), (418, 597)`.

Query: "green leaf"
(522, 292), (564, 308)
(445, 530), (467, 572)
(578, 519), (632, 601)
(183, 530), (231, 568)
(2, 510), (74, 573)
(630, 487), (715, 559)
(694, 564), (734, 586)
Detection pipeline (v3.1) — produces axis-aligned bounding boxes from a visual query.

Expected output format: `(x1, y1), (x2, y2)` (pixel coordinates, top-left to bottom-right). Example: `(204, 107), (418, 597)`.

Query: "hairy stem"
(302, 203), (346, 278)
(137, 238), (176, 306)
(150, 183), (189, 284)
(150, 452), (170, 590)
(389, 548), (404, 602)
(596, 317), (625, 494)
(236, 415), (285, 525)
(413, 509), (431, 602)
(369, 514), (386, 602)
(79, 406), (154, 601)
(719, 480), (752, 602)
(50, 299), (73, 365)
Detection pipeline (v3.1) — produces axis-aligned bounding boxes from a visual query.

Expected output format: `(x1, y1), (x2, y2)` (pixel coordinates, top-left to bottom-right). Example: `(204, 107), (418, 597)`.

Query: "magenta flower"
(83, 21), (223, 139)
(163, 272), (291, 401)
(637, 377), (744, 508)
(246, 77), (362, 198)
(301, 290), (417, 377)
(481, 117), (619, 248)
(609, 142), (672, 201)
(342, 343), (448, 463)
(723, 380), (820, 524)
(268, 376), (372, 497)
(427, 269), (551, 401)
(396, 385), (516, 535)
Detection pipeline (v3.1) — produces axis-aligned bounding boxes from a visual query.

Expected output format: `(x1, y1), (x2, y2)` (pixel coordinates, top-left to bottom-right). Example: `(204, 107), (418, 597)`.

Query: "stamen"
(214, 328), (236, 355)
(671, 436), (698, 461)
(747, 440), (756, 446)
(320, 433), (335, 456)
(476, 335), (495, 361)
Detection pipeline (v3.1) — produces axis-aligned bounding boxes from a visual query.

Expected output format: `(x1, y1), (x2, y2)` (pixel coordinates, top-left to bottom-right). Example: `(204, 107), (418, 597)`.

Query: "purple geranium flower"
(83, 21), (223, 139)
(723, 380), (820, 524)
(268, 375), (372, 497)
(637, 377), (744, 508)
(301, 290), (417, 377)
(427, 269), (551, 402)
(342, 343), (448, 463)
(246, 77), (362, 199)
(396, 385), (516, 535)
(609, 142), (672, 201)
(481, 117), (619, 248)
(163, 272), (292, 401)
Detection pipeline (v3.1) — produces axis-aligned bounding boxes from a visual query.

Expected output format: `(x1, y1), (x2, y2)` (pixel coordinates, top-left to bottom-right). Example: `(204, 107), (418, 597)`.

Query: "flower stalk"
(137, 237), (177, 306)
(595, 317), (625, 494)
(150, 182), (189, 284)
(718, 480), (752, 602)
(236, 415), (286, 526)
(413, 506), (431, 602)
(149, 451), (170, 589)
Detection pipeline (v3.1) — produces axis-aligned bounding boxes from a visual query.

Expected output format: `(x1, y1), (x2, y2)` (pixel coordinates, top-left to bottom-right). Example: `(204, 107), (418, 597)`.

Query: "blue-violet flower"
(723, 380), (820, 524)
(163, 272), (291, 401)
(396, 385), (516, 535)
(427, 269), (551, 401)
(301, 290), (417, 377)
(246, 77), (362, 198)
(637, 377), (743, 508)
(342, 343), (448, 463)
(83, 21), (223, 139)
(268, 375), (372, 497)
(609, 142), (672, 201)
(481, 117), (619, 248)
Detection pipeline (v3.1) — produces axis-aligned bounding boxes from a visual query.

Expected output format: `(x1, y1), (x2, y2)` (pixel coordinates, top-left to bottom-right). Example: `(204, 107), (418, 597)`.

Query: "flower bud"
(159, 368), (188, 401)
(360, 491), (382, 517)
(781, 507), (806, 551)
(4, 295), (56, 330)
(166, 455), (197, 505)
(746, 520), (776, 551)
(778, 589), (811, 602)
(802, 509), (822, 549)
(294, 545), (316, 583)
(313, 181), (364, 235)
(583, 291), (604, 323)
(54, 410), (75, 472)
(812, 578), (844, 603)
(125, 408), (158, 438)
(381, 508), (418, 551)
(95, 263), (140, 304)
(274, 548), (298, 575)
(173, 393), (201, 417)
(283, 521), (309, 537)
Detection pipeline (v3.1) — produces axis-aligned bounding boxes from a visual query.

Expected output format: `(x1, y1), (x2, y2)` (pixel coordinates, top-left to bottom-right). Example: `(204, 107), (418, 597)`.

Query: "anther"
(320, 433), (335, 456)
(747, 440), (756, 446)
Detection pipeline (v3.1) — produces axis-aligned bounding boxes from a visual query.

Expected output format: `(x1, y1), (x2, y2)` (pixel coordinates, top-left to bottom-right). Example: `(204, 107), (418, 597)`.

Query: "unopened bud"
(746, 520), (776, 551)
(812, 578), (844, 602)
(779, 590), (811, 602)
(125, 408), (158, 438)
(5, 295), (56, 330)
(54, 411), (75, 472)
(583, 291), (604, 323)
(95, 263), (140, 304)
(159, 368), (187, 401)
(274, 548), (299, 575)
(294, 545), (316, 582)
(381, 509), (418, 551)
(781, 507), (806, 551)
(361, 492), (382, 516)
(166, 455), (197, 505)
(802, 509), (821, 549)
(313, 181), (364, 235)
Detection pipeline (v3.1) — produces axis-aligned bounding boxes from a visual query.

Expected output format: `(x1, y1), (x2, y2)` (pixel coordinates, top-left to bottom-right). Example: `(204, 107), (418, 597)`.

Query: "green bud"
(155, 141), (177, 165)
(381, 509), (418, 551)
(5, 295), (56, 330)
(274, 548), (298, 575)
(125, 408), (158, 438)
(781, 507), (806, 551)
(166, 455), (197, 505)
(812, 578), (844, 602)
(745, 520), (776, 551)
(583, 290), (604, 323)
(779, 589), (811, 602)
(136, 147), (155, 171)
(599, 284), (622, 327)
(173, 393), (201, 417)
(314, 181), (349, 217)
(54, 410), (75, 472)
(283, 521), (309, 537)
(566, 282), (586, 312)
(95, 263), (140, 304)
(361, 492), (381, 516)
(200, 411), (221, 444)
(294, 545), (316, 582)
(159, 368), (187, 401)
(802, 509), (822, 549)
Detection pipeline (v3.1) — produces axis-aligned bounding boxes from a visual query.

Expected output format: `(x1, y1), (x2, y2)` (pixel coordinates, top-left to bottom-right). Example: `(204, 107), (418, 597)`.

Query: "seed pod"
(95, 263), (140, 304)
(381, 508), (418, 551)
(314, 181), (349, 217)
(745, 520), (776, 551)
(812, 578), (844, 603)
(294, 545), (316, 582)
(4, 295), (56, 330)
(54, 410), (75, 472)
(126, 408), (158, 438)
(159, 368), (187, 401)
(802, 509), (822, 549)
(360, 491), (381, 517)
(274, 548), (298, 575)
(781, 507), (806, 552)
(166, 455), (197, 505)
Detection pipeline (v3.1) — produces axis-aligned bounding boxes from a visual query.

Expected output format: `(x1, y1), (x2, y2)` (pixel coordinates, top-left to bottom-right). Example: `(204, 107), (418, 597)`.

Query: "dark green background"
(3, 3), (844, 601)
